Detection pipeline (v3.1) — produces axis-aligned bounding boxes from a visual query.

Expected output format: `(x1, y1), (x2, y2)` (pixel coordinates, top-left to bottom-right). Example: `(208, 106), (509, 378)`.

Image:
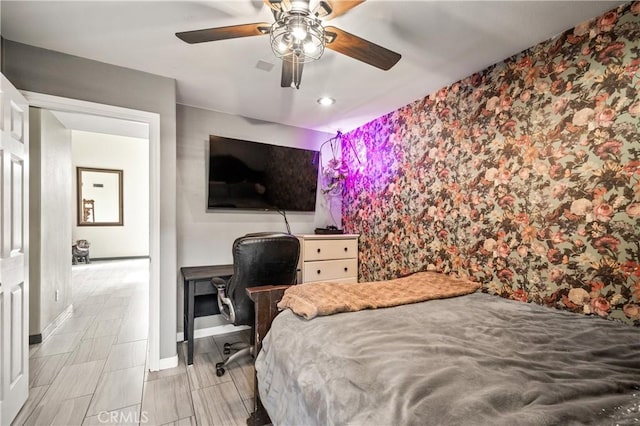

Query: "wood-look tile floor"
(13, 259), (253, 426)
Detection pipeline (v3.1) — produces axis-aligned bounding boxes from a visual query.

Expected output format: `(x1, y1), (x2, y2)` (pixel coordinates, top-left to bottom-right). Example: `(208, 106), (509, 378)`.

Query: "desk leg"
(187, 280), (195, 365)
(183, 276), (188, 346)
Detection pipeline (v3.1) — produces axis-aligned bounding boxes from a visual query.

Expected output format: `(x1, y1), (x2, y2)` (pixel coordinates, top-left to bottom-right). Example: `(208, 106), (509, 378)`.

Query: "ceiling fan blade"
(324, 26), (401, 70)
(281, 57), (305, 89)
(312, 1), (332, 18)
(323, 0), (365, 20)
(264, 0), (291, 12)
(176, 23), (271, 44)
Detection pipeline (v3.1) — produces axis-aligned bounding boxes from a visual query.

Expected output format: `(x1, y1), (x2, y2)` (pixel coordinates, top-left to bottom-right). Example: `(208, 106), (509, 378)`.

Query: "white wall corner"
(156, 354), (179, 371)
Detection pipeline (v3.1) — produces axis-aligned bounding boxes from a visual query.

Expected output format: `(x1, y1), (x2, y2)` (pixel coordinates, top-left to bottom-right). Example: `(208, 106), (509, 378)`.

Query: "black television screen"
(208, 135), (319, 211)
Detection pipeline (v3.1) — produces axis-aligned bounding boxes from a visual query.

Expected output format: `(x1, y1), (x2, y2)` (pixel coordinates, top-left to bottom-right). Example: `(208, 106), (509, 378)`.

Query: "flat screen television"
(208, 135), (319, 211)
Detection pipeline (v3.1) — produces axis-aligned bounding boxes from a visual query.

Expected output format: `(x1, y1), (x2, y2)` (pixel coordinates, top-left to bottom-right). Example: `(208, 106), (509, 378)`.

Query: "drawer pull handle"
(344, 267), (348, 272)
(317, 248), (321, 253)
(344, 247), (348, 252)
(317, 270), (321, 274)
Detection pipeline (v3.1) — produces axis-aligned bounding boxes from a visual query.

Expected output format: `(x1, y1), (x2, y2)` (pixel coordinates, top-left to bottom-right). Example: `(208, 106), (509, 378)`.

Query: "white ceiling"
(51, 110), (149, 139)
(2, 1), (623, 133)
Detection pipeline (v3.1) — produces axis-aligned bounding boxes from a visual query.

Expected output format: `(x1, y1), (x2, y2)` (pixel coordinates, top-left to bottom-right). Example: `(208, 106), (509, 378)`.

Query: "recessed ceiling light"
(317, 97), (336, 106)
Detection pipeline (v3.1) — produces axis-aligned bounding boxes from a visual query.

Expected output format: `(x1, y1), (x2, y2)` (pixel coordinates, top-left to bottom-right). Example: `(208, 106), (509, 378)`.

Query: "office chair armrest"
(212, 277), (227, 289)
(213, 277), (235, 323)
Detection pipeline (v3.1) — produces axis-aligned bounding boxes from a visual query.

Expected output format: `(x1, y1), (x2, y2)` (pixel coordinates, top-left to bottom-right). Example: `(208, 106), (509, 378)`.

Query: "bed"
(249, 273), (640, 426)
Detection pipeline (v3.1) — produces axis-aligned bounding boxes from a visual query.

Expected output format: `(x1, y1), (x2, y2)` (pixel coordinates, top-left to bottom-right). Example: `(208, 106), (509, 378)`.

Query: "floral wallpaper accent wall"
(341, 2), (640, 325)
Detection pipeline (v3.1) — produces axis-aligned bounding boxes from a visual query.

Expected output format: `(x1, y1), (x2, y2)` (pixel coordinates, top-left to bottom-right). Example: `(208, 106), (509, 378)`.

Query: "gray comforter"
(256, 292), (640, 426)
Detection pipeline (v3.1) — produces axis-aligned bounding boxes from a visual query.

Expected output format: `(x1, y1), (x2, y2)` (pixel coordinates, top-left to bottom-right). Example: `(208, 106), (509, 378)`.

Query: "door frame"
(22, 91), (161, 371)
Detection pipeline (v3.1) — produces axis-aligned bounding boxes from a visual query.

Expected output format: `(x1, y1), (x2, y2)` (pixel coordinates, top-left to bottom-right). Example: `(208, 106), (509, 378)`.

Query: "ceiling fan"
(175, 0), (401, 89)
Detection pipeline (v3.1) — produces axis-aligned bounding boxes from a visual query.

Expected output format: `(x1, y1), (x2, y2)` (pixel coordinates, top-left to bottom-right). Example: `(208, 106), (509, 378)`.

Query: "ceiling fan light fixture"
(290, 20), (308, 41)
(303, 36), (319, 54)
(277, 40), (289, 54)
(270, 14), (325, 63)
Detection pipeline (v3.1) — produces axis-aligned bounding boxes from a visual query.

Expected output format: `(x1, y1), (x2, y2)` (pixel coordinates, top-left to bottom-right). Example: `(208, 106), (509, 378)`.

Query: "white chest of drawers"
(297, 234), (359, 283)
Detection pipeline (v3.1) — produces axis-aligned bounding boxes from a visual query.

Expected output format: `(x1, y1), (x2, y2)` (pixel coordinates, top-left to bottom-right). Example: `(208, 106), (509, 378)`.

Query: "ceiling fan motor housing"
(289, 0), (311, 13)
(270, 7), (326, 62)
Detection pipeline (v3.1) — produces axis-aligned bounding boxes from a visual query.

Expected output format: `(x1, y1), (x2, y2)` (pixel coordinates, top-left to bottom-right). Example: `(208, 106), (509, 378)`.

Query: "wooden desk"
(181, 264), (234, 365)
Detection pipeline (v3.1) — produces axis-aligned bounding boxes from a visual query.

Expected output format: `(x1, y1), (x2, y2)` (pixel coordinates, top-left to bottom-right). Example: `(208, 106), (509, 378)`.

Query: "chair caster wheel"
(215, 362), (225, 377)
(223, 348), (231, 355)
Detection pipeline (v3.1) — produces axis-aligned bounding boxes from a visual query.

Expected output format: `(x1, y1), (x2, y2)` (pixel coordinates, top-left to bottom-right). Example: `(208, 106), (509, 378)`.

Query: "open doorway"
(64, 111), (150, 348)
(24, 92), (162, 371)
(64, 115), (150, 260)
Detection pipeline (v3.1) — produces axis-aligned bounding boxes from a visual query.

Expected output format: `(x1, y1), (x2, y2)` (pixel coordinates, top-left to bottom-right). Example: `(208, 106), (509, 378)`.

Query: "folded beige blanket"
(278, 271), (481, 320)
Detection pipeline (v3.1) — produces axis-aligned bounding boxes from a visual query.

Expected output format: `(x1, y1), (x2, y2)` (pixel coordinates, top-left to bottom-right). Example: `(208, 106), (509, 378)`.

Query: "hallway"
(13, 259), (252, 425)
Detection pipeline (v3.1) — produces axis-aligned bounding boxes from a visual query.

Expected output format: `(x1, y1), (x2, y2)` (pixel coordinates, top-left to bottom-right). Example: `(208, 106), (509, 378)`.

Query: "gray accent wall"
(29, 107), (72, 335)
(0, 5), (3, 70)
(0, 9), (3, 70)
(176, 104), (334, 332)
(3, 39), (177, 360)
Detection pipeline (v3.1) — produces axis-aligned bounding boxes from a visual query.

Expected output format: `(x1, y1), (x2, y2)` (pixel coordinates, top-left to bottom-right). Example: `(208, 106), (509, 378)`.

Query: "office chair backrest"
(227, 233), (300, 326)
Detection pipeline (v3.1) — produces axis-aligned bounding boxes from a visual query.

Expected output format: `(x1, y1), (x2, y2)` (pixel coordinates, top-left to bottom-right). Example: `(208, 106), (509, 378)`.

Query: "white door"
(0, 74), (29, 425)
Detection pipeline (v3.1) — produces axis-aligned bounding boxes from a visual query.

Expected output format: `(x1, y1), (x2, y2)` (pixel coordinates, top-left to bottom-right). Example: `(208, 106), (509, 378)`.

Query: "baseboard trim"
(157, 354), (179, 371)
(176, 324), (251, 342)
(91, 256), (150, 261)
(29, 334), (43, 344)
(40, 304), (74, 342)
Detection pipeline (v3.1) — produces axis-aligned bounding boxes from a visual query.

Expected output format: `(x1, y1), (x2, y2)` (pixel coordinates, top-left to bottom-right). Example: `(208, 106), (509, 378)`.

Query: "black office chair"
(213, 232), (300, 377)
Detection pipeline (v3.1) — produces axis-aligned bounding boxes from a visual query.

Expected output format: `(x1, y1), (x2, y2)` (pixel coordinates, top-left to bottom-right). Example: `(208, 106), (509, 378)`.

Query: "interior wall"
(28, 107), (42, 335)
(176, 104), (334, 332)
(28, 108), (72, 335)
(341, 3), (640, 325)
(0, 7), (3, 70)
(2, 39), (178, 359)
(72, 130), (149, 258)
